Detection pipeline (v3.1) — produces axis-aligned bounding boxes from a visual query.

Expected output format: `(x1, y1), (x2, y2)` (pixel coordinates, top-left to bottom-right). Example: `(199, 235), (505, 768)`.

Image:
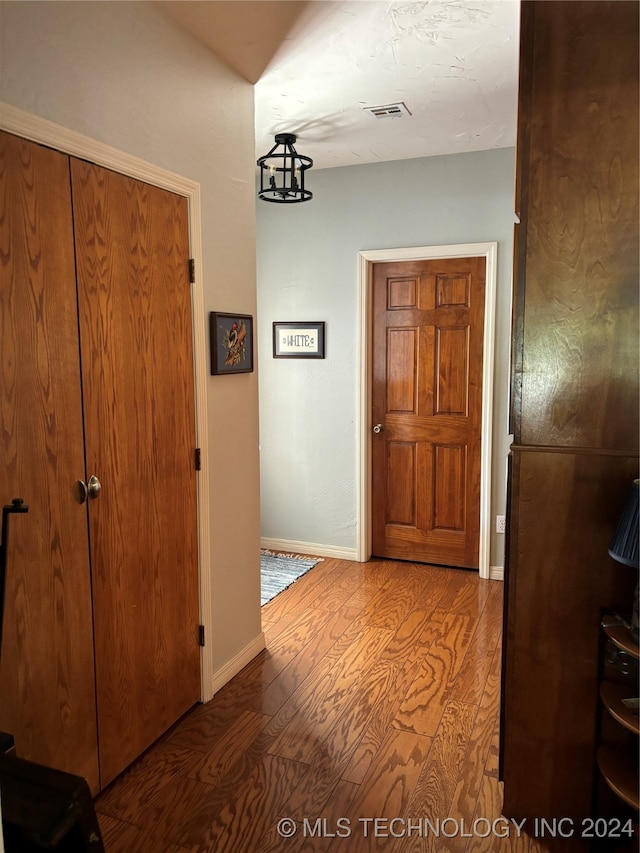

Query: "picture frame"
(273, 321), (325, 359)
(210, 312), (254, 375)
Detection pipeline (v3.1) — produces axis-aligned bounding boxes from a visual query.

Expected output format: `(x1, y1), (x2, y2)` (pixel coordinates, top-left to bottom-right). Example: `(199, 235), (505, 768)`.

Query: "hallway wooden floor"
(94, 557), (544, 852)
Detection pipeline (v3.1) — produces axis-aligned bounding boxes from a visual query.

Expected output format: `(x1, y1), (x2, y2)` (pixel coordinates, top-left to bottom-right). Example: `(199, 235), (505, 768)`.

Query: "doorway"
(357, 243), (497, 578)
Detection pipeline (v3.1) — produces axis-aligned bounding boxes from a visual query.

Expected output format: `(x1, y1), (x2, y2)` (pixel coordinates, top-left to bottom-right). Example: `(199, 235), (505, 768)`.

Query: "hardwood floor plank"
(269, 626), (394, 762)
(259, 607), (299, 639)
(98, 812), (186, 853)
(97, 813), (137, 852)
(93, 558), (519, 853)
(95, 740), (201, 822)
(261, 558), (352, 625)
(436, 673), (501, 853)
(434, 569), (482, 613)
(482, 648), (503, 779)
(134, 732), (283, 847)
(447, 593), (502, 705)
(382, 608), (438, 662)
(337, 559), (410, 609)
(249, 607), (337, 684)
(302, 561), (372, 611)
(189, 754), (311, 852)
(332, 728), (433, 853)
(166, 683), (266, 752)
(465, 774), (531, 853)
(298, 657), (402, 766)
(353, 576), (426, 632)
(188, 709), (272, 785)
(400, 702), (480, 853)
(351, 727), (433, 815)
(282, 659), (402, 817)
(445, 574), (494, 619)
(393, 612), (477, 736)
(409, 608), (475, 655)
(124, 774), (232, 849)
(260, 606), (358, 716)
(406, 700), (478, 828)
(342, 655), (425, 784)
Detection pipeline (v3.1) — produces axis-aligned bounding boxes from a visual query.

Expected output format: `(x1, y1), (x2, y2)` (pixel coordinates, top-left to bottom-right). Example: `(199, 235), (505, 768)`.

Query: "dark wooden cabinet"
(501, 0), (639, 827)
(596, 619), (639, 818)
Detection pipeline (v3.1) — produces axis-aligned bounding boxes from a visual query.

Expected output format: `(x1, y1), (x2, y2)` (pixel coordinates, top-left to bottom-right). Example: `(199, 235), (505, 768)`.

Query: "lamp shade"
(608, 479), (639, 567)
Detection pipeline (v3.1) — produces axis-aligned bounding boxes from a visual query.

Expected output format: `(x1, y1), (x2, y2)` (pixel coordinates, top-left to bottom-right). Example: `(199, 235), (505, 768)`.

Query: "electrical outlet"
(496, 515), (506, 534)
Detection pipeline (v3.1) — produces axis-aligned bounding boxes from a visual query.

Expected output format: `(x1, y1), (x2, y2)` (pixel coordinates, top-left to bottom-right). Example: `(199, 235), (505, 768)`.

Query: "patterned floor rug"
(260, 551), (323, 606)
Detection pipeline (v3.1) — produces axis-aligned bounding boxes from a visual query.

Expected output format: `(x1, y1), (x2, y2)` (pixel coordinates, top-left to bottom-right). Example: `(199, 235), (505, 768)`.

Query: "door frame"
(357, 242), (497, 579)
(0, 102), (215, 700)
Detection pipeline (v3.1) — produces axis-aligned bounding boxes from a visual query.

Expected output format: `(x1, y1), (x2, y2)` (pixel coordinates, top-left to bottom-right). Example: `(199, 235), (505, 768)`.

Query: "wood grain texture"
(260, 606), (365, 717)
(282, 659), (403, 819)
(372, 258), (485, 568)
(401, 699), (477, 852)
(502, 0), (639, 830)
(98, 813), (190, 853)
(71, 161), (200, 787)
(344, 728), (433, 852)
(268, 626), (394, 762)
(393, 611), (477, 736)
(514, 0), (639, 450)
(96, 557), (549, 852)
(436, 664), (502, 853)
(0, 131), (99, 790)
(502, 450), (638, 822)
(96, 740), (202, 823)
(192, 754), (312, 852)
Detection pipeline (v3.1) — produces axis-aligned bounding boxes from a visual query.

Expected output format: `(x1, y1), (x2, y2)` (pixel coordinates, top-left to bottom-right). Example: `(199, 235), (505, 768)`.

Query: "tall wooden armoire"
(501, 0), (639, 828)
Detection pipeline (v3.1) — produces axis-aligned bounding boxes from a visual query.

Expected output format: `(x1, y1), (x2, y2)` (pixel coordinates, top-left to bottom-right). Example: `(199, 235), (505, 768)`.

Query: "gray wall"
(257, 147), (515, 569)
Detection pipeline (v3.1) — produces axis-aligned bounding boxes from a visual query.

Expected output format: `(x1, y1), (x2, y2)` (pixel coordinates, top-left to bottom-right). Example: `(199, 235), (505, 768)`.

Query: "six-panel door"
(371, 257), (486, 569)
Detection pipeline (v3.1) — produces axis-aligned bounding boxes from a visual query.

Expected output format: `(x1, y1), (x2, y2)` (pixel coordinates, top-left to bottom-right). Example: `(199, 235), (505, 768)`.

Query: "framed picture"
(210, 312), (254, 375)
(273, 321), (325, 359)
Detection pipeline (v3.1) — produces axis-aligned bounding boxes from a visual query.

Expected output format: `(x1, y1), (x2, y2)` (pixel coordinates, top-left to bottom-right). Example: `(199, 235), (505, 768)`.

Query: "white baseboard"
(260, 537), (358, 561)
(489, 565), (504, 582)
(210, 632), (266, 696)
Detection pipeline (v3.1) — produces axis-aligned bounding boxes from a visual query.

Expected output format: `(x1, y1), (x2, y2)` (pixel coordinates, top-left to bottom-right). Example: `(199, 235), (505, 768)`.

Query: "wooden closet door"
(70, 161), (200, 787)
(0, 132), (99, 791)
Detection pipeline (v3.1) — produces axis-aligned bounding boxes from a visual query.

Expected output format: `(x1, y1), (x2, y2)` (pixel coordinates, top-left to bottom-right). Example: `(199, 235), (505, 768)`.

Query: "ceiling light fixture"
(257, 133), (313, 203)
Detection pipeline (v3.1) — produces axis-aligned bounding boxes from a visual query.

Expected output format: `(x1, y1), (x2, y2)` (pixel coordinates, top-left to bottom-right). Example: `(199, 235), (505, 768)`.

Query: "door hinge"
(195, 448), (201, 471)
(198, 625), (205, 647)
(188, 258), (196, 284)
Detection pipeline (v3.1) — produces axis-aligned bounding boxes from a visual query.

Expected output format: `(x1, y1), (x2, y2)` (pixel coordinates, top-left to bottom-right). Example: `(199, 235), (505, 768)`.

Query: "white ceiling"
(154, 0), (520, 171)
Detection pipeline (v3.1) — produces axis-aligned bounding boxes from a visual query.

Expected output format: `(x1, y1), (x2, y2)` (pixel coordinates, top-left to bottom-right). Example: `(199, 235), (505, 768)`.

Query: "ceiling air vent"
(363, 102), (412, 119)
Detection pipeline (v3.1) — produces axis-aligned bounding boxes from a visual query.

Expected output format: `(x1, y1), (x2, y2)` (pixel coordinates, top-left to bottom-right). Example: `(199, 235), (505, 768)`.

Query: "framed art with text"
(273, 321), (325, 359)
(210, 312), (254, 374)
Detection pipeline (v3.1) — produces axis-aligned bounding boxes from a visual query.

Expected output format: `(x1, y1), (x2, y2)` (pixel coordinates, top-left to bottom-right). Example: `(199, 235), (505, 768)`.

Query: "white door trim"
(0, 102), (215, 699)
(357, 242), (497, 579)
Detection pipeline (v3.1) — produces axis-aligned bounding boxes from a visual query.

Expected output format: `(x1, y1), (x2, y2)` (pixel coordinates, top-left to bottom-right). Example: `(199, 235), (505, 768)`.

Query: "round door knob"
(373, 424), (384, 434)
(87, 475), (102, 500)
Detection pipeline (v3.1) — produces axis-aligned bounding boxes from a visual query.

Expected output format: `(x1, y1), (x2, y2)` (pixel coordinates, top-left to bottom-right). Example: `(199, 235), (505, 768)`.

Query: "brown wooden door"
(0, 132), (100, 790)
(371, 257), (485, 569)
(71, 161), (201, 787)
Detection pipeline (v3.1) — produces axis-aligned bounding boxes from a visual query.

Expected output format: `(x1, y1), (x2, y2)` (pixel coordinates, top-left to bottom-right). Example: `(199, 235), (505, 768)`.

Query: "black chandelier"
(257, 133), (313, 203)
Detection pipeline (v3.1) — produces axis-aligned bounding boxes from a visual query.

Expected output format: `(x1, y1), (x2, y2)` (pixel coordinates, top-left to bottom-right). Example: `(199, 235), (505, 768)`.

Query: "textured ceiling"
(155, 0), (520, 171)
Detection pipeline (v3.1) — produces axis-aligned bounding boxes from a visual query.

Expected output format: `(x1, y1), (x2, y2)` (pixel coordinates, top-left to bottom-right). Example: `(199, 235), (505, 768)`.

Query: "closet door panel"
(0, 131), (99, 790)
(71, 161), (200, 787)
